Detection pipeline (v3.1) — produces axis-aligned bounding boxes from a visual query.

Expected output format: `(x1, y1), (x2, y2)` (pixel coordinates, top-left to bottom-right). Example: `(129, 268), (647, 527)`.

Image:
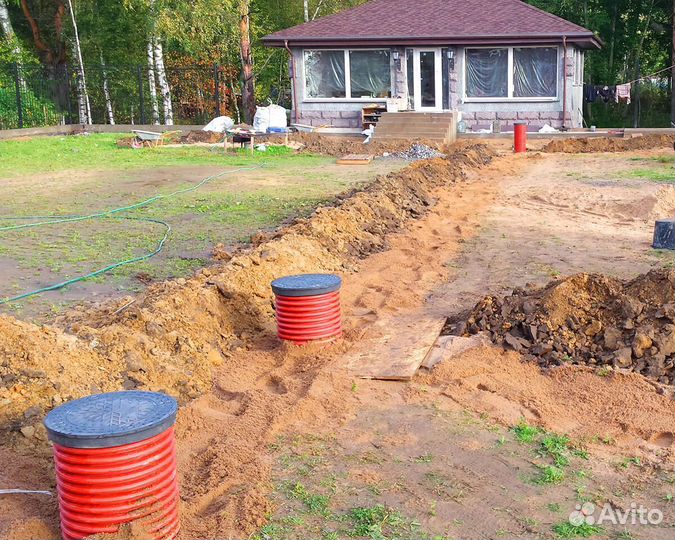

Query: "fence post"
(632, 58), (640, 129)
(137, 66), (146, 125)
(13, 63), (23, 129)
(213, 63), (221, 117)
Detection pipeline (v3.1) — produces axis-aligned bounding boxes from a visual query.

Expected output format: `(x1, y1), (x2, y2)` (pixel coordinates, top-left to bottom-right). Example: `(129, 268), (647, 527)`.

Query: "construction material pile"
(543, 134), (674, 153)
(391, 143), (445, 161)
(456, 269), (675, 385)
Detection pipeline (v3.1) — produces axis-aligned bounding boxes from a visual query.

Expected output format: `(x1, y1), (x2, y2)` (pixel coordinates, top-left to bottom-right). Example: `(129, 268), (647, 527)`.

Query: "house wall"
(290, 44), (583, 131)
(451, 45), (578, 129)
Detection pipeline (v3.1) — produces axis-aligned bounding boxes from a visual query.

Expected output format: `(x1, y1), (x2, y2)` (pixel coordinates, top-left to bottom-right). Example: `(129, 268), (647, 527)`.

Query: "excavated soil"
(452, 269), (675, 386)
(288, 132), (445, 156)
(0, 144), (496, 440)
(543, 134), (674, 153)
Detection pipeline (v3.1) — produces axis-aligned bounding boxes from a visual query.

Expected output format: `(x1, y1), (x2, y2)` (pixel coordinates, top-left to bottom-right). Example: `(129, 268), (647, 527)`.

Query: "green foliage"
(512, 419), (542, 444)
(552, 520), (603, 539)
(347, 505), (407, 539)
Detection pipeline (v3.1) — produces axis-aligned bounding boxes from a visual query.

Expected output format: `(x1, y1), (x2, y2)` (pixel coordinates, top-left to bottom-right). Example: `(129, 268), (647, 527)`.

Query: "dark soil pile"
(543, 135), (674, 153)
(452, 269), (675, 385)
(180, 130), (224, 144)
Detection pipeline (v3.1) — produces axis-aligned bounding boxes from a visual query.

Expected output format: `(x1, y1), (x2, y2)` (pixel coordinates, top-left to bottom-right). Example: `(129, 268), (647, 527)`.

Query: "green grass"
(534, 464), (566, 485)
(0, 133), (405, 319)
(0, 133), (307, 176)
(627, 167), (674, 182)
(552, 521), (603, 539)
(512, 419), (542, 444)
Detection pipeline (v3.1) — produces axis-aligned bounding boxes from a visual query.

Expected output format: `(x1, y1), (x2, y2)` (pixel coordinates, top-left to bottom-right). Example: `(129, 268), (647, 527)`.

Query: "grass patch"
(534, 465), (566, 485)
(624, 167), (674, 183)
(552, 521), (603, 539)
(345, 505), (419, 540)
(512, 419), (542, 444)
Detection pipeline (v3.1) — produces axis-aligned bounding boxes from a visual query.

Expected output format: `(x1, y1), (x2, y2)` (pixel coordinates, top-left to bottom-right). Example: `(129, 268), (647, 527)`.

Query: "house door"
(412, 49), (442, 111)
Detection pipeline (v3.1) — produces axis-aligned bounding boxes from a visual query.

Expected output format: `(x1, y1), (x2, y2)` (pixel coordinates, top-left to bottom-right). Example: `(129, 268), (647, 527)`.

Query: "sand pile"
(454, 269), (675, 386)
(0, 144), (496, 440)
(543, 134), (674, 153)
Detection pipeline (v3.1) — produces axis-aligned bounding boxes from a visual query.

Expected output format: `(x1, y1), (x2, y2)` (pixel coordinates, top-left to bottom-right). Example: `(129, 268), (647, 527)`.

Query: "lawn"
(0, 133), (405, 320)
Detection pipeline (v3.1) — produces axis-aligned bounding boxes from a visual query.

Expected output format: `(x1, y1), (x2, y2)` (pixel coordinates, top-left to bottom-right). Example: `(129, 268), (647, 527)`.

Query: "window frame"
(463, 45), (560, 103)
(302, 48), (392, 103)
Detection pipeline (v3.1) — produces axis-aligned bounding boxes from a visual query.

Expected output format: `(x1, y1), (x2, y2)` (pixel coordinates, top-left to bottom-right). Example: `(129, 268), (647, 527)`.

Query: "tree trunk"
(303, 0), (309, 22)
(0, 0), (22, 61)
(153, 38), (173, 125)
(66, 0), (90, 123)
(147, 40), (160, 125)
(239, 0), (255, 124)
(608, 2), (617, 76)
(100, 51), (114, 125)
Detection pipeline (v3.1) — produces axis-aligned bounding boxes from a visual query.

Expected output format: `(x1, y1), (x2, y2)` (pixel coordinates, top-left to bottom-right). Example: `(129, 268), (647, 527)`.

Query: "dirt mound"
(289, 132), (446, 157)
(0, 144), (496, 441)
(543, 134), (674, 153)
(453, 269), (675, 386)
(180, 130), (224, 144)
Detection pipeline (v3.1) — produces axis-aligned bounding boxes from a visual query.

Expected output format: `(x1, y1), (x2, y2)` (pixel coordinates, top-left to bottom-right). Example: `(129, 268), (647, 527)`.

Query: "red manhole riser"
(275, 290), (342, 344)
(53, 428), (180, 540)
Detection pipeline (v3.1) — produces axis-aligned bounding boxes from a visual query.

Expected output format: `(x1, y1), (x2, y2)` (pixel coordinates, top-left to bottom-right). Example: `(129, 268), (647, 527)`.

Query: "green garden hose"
(0, 165), (264, 305)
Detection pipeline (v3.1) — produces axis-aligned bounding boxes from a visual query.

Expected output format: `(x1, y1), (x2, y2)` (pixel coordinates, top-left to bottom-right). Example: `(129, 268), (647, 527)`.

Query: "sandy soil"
(1, 140), (674, 540)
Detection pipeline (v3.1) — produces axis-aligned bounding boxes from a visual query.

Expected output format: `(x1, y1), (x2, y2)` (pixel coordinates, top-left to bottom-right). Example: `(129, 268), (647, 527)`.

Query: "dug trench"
(1, 140), (675, 539)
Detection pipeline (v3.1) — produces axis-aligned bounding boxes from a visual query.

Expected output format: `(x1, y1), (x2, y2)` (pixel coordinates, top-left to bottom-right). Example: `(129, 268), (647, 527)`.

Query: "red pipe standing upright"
(514, 121), (527, 153)
(44, 391), (180, 540)
(272, 273), (342, 344)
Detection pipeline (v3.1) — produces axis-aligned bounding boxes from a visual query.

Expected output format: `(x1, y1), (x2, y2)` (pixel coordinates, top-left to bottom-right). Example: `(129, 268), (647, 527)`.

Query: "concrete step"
(374, 111), (457, 143)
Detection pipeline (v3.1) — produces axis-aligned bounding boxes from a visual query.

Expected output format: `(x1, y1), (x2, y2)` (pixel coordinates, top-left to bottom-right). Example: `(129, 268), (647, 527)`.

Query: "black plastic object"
(44, 391), (178, 448)
(271, 273), (342, 297)
(652, 219), (675, 250)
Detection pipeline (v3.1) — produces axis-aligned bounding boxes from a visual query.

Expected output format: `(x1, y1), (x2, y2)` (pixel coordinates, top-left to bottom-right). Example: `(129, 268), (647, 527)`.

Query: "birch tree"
(0, 0), (22, 61)
(147, 40), (160, 124)
(100, 50), (114, 124)
(66, 0), (90, 123)
(153, 37), (173, 124)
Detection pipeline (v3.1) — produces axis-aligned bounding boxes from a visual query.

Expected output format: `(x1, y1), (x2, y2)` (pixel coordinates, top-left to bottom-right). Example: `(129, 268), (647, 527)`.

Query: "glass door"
(412, 49), (442, 111)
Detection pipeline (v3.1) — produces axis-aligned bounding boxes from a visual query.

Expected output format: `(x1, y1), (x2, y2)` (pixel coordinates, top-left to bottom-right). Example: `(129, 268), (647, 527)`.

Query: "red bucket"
(44, 391), (180, 540)
(272, 274), (342, 344)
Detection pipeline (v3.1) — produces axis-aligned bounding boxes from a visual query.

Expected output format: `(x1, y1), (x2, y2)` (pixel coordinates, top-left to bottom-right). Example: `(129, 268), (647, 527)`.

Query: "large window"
(304, 49), (391, 100)
(465, 47), (558, 99)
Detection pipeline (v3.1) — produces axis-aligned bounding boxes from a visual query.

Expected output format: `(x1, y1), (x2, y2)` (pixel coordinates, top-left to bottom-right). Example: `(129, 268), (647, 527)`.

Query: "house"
(262, 0), (601, 133)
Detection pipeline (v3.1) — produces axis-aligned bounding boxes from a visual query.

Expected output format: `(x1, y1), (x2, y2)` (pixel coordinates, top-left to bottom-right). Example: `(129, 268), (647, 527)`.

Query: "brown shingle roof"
(263, 0), (601, 49)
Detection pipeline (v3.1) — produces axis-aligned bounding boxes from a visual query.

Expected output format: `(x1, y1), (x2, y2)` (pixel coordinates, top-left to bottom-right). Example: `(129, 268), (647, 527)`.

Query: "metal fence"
(0, 63), (236, 130)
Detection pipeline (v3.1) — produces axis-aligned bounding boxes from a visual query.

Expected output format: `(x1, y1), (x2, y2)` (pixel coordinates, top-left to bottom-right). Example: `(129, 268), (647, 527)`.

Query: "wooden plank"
(420, 334), (490, 370)
(350, 317), (445, 381)
(337, 154), (374, 165)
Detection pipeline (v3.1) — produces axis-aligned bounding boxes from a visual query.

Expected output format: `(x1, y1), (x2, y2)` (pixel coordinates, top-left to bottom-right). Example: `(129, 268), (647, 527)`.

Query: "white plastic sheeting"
(349, 50), (391, 98)
(304, 50), (346, 98)
(514, 47), (557, 98)
(466, 48), (508, 98)
(203, 116), (235, 133)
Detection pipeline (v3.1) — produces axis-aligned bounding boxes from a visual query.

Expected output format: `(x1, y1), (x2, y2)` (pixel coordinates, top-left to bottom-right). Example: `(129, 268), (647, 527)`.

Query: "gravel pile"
(450, 269), (675, 386)
(391, 143), (445, 161)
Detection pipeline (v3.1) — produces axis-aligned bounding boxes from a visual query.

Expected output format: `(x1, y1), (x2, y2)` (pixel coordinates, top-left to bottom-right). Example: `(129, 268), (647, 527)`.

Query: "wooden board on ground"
(350, 317), (445, 380)
(337, 154), (374, 165)
(420, 334), (491, 370)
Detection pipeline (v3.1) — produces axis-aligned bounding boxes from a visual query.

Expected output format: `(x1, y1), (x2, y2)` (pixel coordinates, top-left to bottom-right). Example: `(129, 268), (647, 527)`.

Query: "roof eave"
(263, 33), (602, 50)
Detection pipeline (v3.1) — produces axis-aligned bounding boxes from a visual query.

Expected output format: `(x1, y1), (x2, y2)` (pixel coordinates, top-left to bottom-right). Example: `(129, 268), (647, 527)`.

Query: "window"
(466, 48), (508, 98)
(304, 50), (346, 99)
(465, 47), (558, 99)
(304, 49), (391, 100)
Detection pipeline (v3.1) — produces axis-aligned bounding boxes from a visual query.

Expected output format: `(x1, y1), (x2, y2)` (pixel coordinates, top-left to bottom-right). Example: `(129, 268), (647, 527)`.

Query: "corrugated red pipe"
(53, 428), (180, 540)
(275, 290), (342, 344)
